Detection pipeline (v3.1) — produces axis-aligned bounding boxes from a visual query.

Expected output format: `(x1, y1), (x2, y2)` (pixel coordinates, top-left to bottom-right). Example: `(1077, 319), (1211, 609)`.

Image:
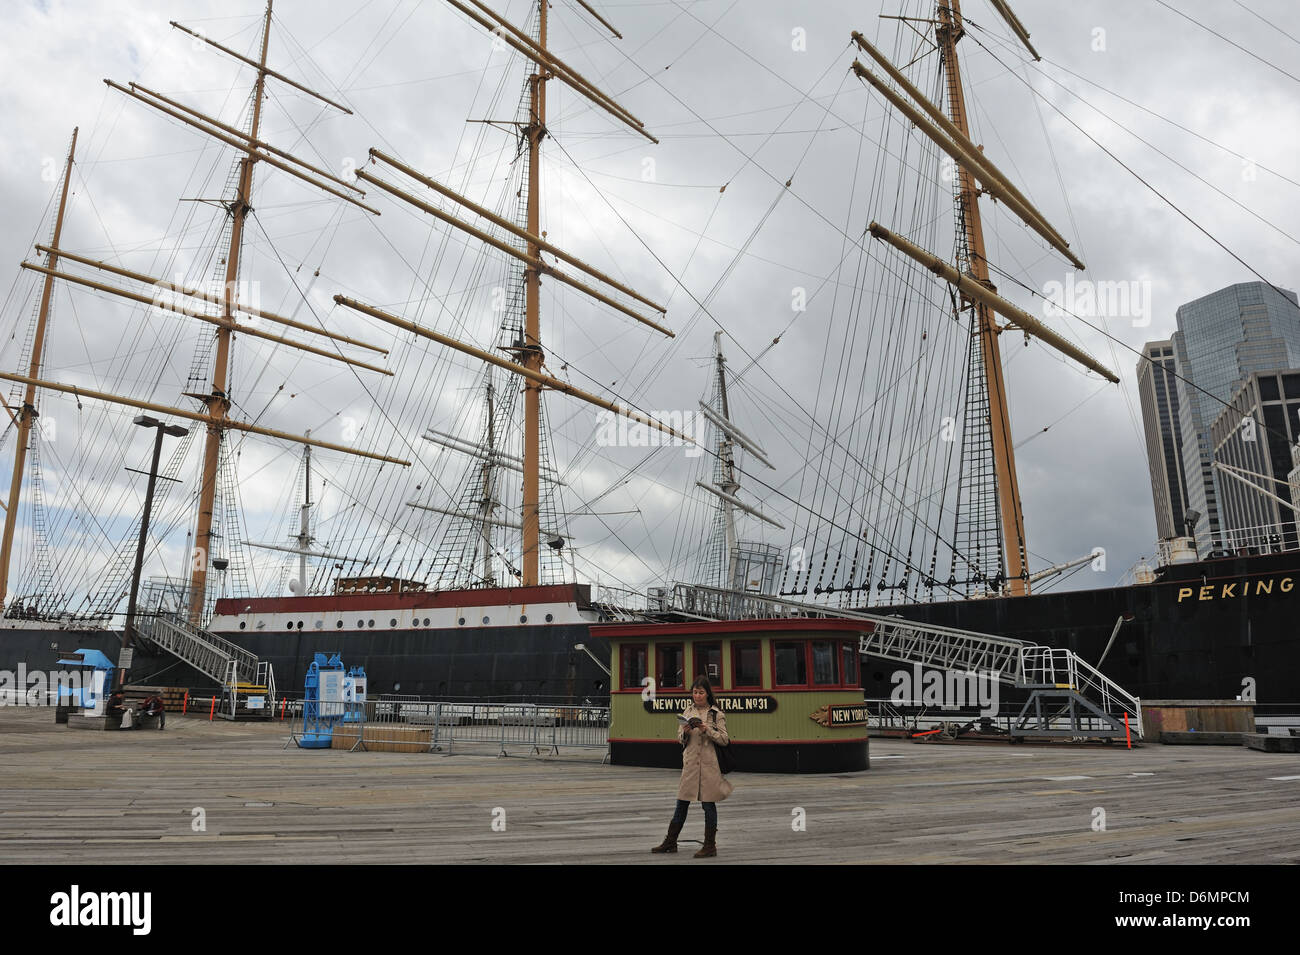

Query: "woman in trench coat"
(650, 675), (732, 858)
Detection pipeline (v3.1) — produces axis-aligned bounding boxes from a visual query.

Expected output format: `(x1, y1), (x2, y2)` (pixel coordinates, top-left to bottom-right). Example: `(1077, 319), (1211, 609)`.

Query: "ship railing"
(333, 697), (610, 758)
(594, 585), (649, 614)
(1222, 523), (1297, 554)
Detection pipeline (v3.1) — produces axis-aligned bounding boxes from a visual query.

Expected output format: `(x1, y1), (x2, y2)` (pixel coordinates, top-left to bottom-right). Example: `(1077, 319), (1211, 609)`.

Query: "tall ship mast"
(1, 2), (1298, 710)
(848, 0), (1115, 604)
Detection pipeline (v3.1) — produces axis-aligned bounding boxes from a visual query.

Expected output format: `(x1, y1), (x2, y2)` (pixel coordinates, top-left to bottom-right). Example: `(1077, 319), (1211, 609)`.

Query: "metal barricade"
(310, 696), (611, 759)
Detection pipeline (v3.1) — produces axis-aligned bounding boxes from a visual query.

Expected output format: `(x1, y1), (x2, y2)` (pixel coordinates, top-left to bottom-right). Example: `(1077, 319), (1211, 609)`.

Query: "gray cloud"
(1, 0), (1297, 611)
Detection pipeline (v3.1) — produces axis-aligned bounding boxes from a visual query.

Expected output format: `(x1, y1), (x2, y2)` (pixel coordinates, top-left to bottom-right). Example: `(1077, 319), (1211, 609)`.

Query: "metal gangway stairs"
(663, 584), (1142, 740)
(135, 612), (276, 720)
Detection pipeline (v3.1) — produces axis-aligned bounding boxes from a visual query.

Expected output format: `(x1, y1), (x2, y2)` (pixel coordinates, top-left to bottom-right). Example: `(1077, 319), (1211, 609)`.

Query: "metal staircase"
(663, 583), (1142, 739)
(138, 612), (259, 684)
(136, 612), (275, 719)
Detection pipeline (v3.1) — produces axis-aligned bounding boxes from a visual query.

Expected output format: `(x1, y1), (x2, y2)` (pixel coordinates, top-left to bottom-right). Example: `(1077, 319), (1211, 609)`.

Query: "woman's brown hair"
(690, 675), (716, 707)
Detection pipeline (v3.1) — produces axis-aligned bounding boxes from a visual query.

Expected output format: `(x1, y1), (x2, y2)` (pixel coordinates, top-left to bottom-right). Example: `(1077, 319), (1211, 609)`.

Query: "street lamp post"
(124, 416), (189, 657)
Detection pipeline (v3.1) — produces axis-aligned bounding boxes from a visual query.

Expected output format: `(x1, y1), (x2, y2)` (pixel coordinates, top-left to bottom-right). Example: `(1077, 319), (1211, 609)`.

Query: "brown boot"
(651, 818), (684, 854)
(694, 824), (717, 858)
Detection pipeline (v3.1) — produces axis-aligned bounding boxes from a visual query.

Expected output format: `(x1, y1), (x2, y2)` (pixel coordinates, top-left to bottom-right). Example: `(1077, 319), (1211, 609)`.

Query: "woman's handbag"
(710, 710), (734, 774)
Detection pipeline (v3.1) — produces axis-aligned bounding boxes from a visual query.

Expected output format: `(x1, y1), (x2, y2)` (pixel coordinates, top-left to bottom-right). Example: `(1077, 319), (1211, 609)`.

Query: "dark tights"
(671, 799), (717, 828)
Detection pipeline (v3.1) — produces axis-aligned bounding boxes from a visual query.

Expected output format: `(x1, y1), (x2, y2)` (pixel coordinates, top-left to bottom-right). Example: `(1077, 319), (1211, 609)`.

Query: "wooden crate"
(330, 724), (432, 753)
(1143, 700), (1254, 735)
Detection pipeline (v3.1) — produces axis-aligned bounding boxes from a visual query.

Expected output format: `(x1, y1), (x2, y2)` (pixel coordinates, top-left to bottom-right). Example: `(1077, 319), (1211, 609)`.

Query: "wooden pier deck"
(2, 709), (1298, 864)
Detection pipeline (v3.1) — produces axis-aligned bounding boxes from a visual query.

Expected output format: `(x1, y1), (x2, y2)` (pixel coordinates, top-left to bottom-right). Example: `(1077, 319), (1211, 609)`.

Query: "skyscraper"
(1209, 369), (1300, 552)
(1171, 282), (1300, 555)
(1137, 340), (1189, 539)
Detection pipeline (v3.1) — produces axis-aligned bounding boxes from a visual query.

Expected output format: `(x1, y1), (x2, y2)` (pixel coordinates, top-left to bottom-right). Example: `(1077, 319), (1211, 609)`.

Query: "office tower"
(1209, 369), (1300, 552)
(1171, 282), (1300, 555)
(1137, 340), (1189, 539)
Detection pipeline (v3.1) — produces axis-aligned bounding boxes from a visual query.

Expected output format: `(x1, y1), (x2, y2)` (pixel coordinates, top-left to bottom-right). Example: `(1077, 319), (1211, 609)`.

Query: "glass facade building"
(1208, 370), (1300, 552)
(1171, 282), (1300, 555)
(1137, 340), (1189, 540)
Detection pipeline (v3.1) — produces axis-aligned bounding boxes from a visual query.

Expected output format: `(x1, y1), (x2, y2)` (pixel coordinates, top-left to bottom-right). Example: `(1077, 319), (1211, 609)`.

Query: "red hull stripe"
(590, 618), (871, 638)
(213, 583), (589, 615)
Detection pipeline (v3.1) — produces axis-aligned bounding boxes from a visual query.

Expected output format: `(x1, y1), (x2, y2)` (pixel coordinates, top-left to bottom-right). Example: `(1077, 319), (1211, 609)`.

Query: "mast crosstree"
(851, 0), (1117, 598)
(0, 128), (77, 611)
(338, 0), (676, 589)
(0, 2), (408, 622)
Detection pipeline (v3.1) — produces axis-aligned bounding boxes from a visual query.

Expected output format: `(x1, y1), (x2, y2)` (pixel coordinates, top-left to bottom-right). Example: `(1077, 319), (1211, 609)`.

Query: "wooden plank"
(2, 708), (1299, 864)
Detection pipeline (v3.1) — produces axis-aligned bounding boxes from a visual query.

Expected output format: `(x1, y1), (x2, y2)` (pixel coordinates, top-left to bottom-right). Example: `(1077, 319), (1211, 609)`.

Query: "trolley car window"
(774, 641), (807, 686)
(840, 641), (859, 686)
(812, 640), (836, 685)
(657, 643), (685, 689)
(695, 642), (723, 686)
(732, 641), (761, 688)
(621, 644), (648, 691)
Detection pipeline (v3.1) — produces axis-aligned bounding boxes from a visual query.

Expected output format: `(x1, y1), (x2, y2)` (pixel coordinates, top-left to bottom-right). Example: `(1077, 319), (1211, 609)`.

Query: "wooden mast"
(0, 127), (77, 610)
(936, 0), (1029, 596)
(189, 1), (273, 623)
(714, 332), (738, 586)
(521, 0), (549, 587)
(349, 0), (666, 586)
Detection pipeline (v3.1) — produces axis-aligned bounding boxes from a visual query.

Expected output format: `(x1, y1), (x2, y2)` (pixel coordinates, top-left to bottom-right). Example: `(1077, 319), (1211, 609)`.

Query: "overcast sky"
(1, 0), (1298, 612)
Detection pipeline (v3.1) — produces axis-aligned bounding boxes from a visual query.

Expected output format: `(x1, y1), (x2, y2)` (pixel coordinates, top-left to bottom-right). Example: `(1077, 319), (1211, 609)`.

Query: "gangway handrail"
(668, 583), (1027, 648)
(139, 611), (260, 686)
(664, 582), (1142, 734)
(156, 611), (258, 671)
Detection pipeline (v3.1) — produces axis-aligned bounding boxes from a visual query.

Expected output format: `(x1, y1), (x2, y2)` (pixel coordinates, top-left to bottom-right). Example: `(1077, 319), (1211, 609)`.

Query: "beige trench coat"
(677, 703), (733, 803)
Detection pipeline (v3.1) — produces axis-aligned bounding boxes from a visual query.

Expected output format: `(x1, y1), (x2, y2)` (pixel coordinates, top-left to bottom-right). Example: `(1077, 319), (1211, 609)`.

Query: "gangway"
(135, 612), (275, 720)
(662, 584), (1142, 740)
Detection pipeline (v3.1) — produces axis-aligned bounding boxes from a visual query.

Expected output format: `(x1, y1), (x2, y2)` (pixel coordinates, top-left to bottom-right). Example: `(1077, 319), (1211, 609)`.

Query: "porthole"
(545, 613), (554, 623)
(336, 620), (344, 628)
(367, 619), (375, 628)
(458, 617), (466, 626)
(482, 616), (490, 625)
(423, 617), (430, 626)
(296, 620), (304, 630)
(390, 618), (397, 628)
(239, 621), (246, 630)
(520, 615), (527, 624)
(286, 622), (294, 631)
(357, 620), (365, 629)
(314, 620), (323, 629)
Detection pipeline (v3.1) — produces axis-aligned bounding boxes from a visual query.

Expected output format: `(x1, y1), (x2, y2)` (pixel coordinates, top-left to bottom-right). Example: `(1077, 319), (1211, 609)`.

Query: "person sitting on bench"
(107, 690), (128, 728)
(139, 695), (166, 730)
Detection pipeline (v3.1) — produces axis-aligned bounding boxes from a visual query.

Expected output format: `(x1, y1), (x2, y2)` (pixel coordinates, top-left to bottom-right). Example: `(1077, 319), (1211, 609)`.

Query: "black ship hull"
(2, 622), (611, 703)
(4, 552), (1298, 707)
(867, 550), (1300, 707)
